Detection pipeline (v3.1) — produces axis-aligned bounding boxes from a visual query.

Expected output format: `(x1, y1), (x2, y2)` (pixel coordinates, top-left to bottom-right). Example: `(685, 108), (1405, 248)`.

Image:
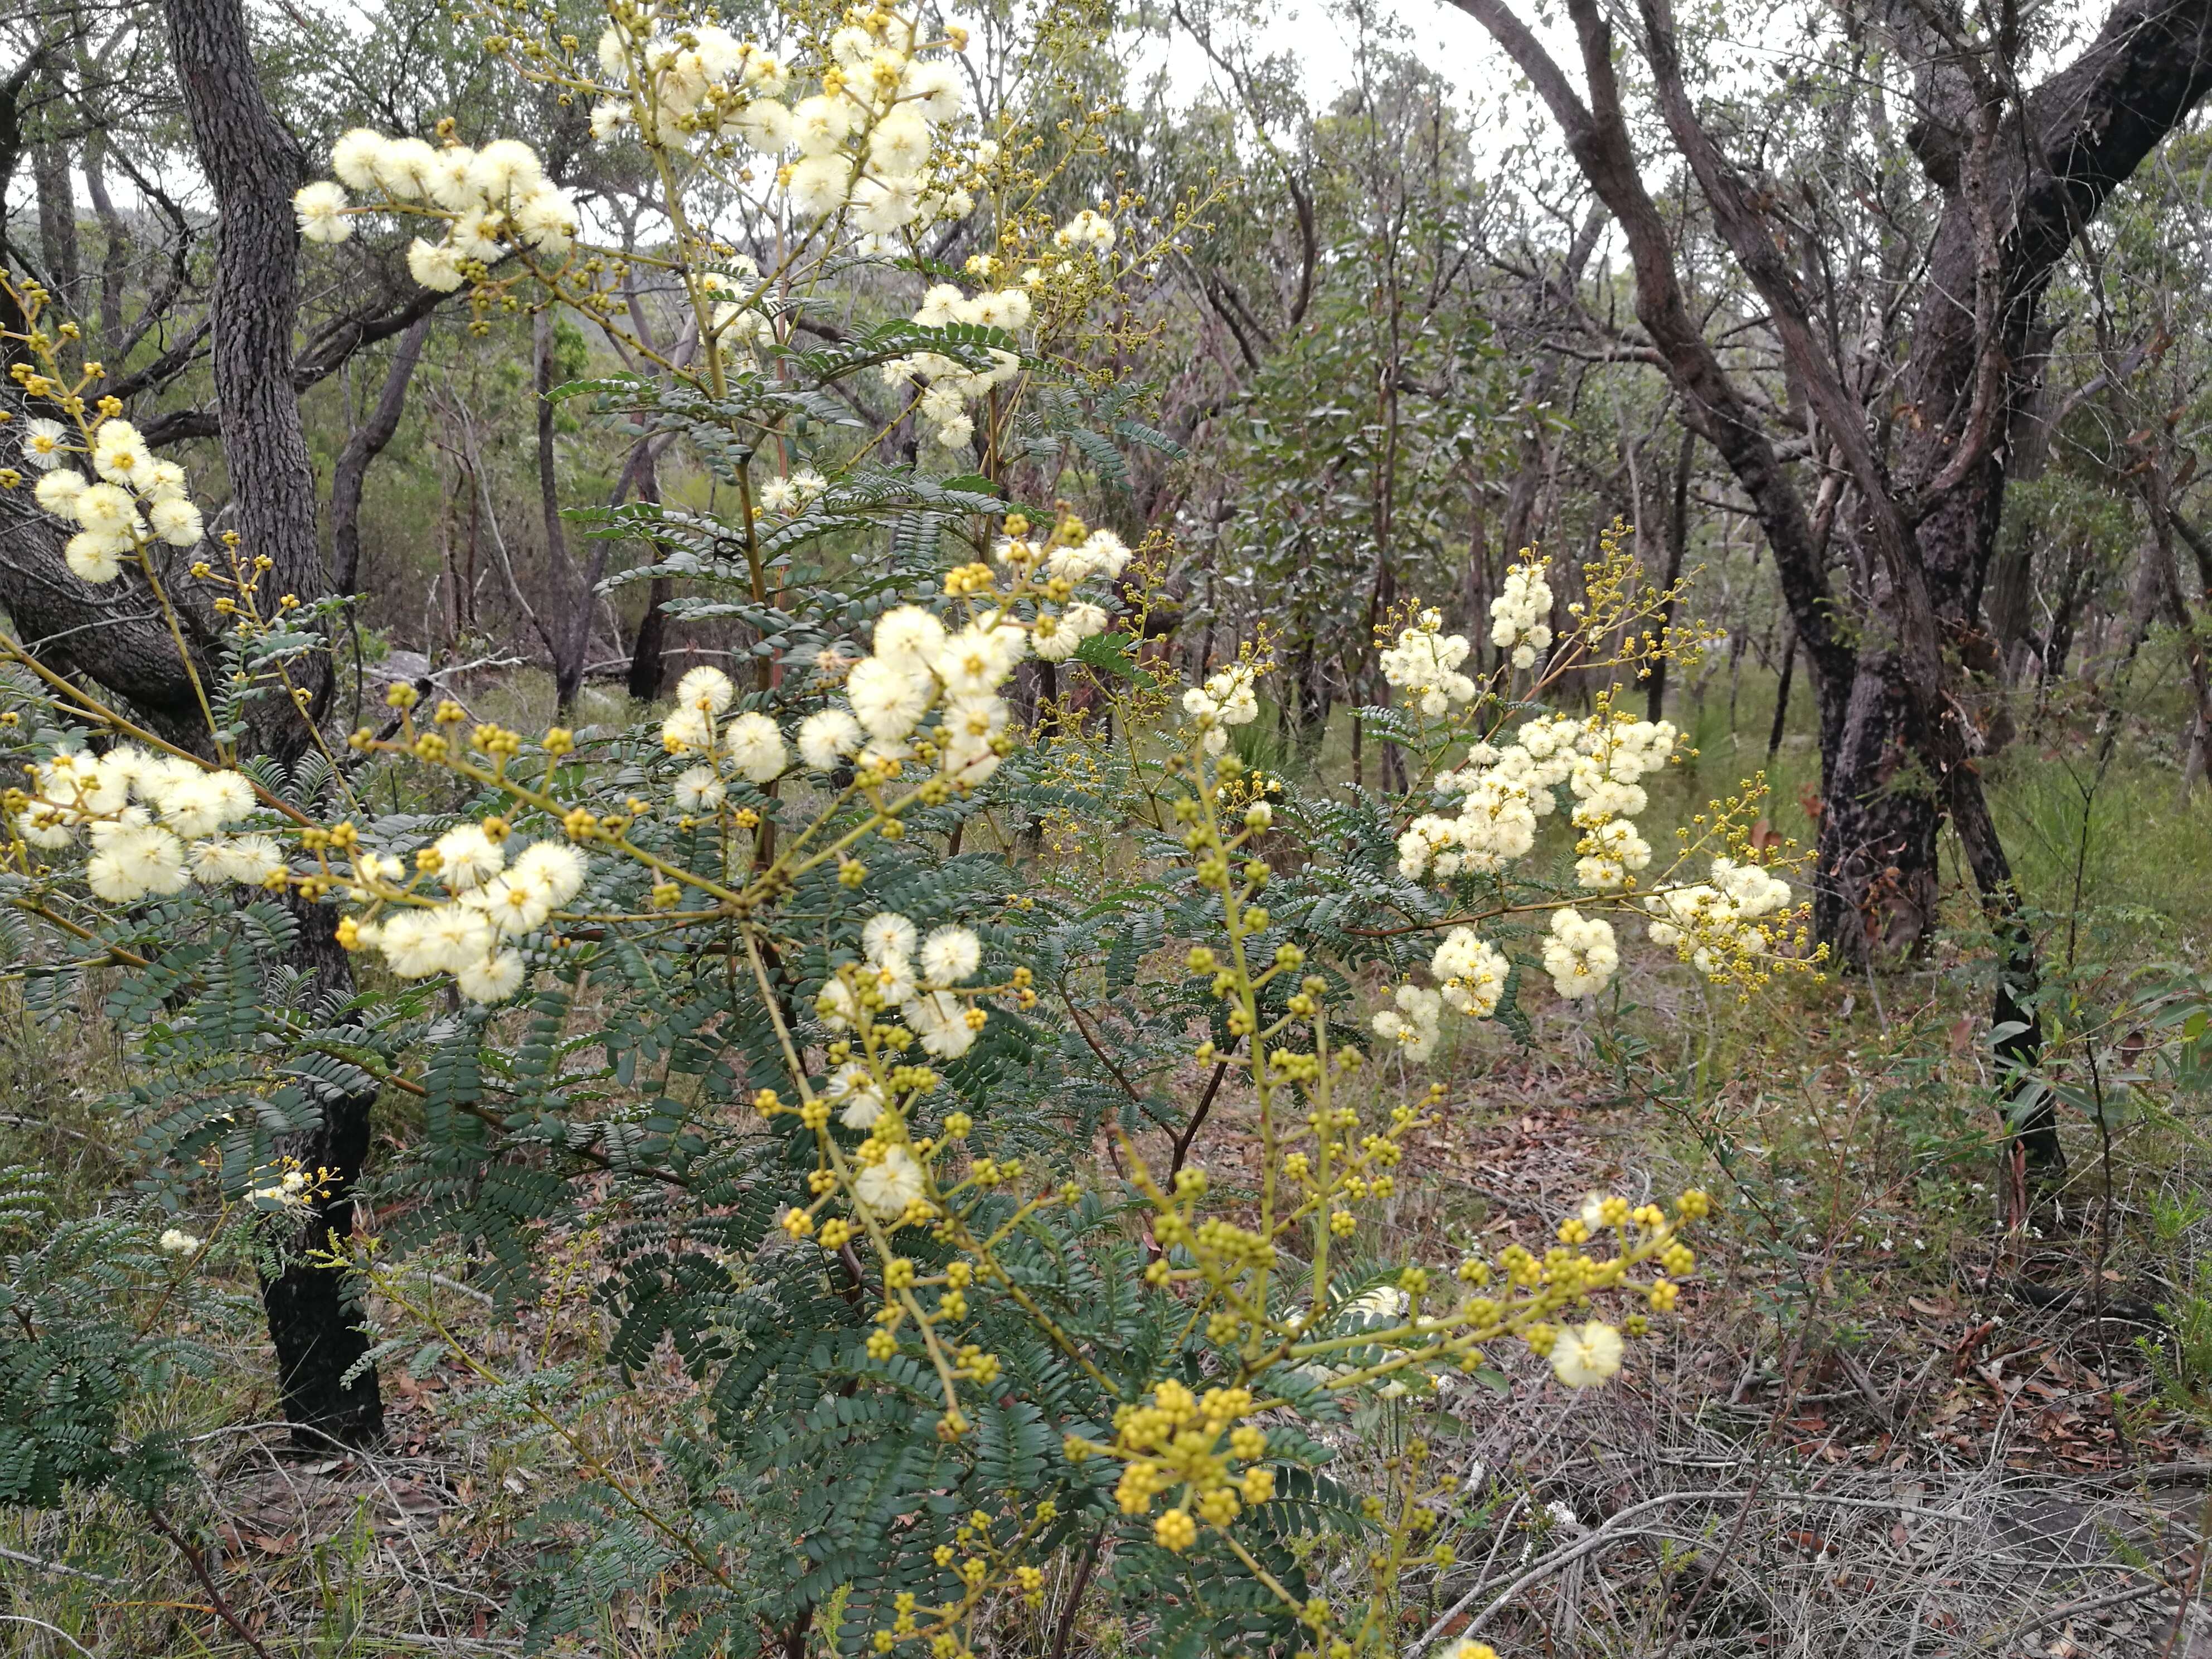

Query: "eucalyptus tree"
(1451, 0), (2212, 1182)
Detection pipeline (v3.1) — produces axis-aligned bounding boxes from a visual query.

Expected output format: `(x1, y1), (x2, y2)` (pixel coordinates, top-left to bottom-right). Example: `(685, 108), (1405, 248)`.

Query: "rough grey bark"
(164, 0), (382, 1447)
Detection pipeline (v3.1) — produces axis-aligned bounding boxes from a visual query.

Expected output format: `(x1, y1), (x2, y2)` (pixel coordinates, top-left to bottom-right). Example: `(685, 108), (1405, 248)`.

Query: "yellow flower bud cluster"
(1066, 1381), (1274, 1551)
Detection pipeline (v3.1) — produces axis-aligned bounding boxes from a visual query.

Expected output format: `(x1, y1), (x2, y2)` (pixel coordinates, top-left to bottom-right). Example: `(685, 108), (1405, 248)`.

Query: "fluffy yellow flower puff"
(345, 835), (586, 1005)
(302, 130), (578, 287)
(1548, 1320), (1625, 1388)
(657, 665), (790, 784)
(1400, 707), (1674, 886)
(1380, 608), (1478, 717)
(304, 8), (977, 290)
(783, 603), (1032, 789)
(816, 908), (985, 1063)
(22, 416), (204, 584)
(12, 747), (261, 900)
(1490, 557), (1554, 669)
(1641, 856), (1796, 974)
(648, 520), (1123, 828)
(1180, 662), (1260, 756)
(882, 283), (1031, 452)
(1370, 612), (1812, 1044)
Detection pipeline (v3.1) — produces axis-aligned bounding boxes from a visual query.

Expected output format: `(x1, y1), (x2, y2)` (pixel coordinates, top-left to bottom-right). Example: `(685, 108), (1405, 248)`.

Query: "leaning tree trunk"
(165, 0), (383, 1447)
(333, 316), (431, 597)
(1461, 0), (2212, 1202)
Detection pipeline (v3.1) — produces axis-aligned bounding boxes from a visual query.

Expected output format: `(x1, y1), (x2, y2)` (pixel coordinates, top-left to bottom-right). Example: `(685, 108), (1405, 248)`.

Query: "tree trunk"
(1646, 428), (1694, 722)
(0, 496), (218, 746)
(33, 141), (81, 316)
(1502, 205), (1605, 560)
(1766, 627), (1795, 761)
(1810, 660), (1942, 964)
(537, 308), (591, 711)
(165, 0), (383, 1447)
(618, 436), (670, 701)
(2169, 511), (2212, 785)
(332, 317), (431, 596)
(80, 135), (129, 348)
(1463, 464), (1492, 644)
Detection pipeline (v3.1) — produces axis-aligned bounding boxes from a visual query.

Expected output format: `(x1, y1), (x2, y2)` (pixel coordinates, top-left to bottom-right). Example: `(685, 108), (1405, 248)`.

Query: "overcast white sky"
(1138, 0), (1517, 111)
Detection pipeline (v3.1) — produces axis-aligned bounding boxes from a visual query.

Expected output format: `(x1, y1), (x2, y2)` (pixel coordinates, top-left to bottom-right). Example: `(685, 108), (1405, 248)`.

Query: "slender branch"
(1168, 1059), (1231, 1180)
(1045, 1527), (1106, 1659)
(144, 1506), (279, 1659)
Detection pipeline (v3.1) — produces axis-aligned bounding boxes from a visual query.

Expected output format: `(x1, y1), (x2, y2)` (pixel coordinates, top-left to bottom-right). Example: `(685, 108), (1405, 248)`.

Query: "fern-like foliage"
(0, 1170), (204, 1507)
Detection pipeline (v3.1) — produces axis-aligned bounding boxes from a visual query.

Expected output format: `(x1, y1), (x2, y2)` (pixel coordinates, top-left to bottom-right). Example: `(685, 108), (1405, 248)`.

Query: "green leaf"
(1073, 632), (1153, 688)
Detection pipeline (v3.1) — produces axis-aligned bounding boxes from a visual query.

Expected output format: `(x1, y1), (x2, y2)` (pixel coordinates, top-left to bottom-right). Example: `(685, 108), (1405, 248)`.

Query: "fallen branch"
(1975, 1573), (2171, 1651)
(145, 1506), (278, 1659)
(1410, 1486), (1980, 1655)
(1409, 1488), (1743, 1653)
(0, 1541), (125, 1585)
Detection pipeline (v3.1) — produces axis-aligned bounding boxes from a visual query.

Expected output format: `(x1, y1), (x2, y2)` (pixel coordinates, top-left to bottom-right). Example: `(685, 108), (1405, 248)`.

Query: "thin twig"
(1170, 1058), (1232, 1180)
(0, 1542), (124, 1585)
(0, 1614), (100, 1657)
(1045, 1527), (1105, 1659)
(144, 1505), (278, 1659)
(1059, 988), (1152, 1110)
(1409, 1488), (1744, 1654)
(1981, 1574), (2171, 1651)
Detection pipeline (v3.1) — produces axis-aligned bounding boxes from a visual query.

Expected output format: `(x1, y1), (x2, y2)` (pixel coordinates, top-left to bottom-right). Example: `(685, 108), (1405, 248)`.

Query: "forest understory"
(4, 667), (2212, 1659)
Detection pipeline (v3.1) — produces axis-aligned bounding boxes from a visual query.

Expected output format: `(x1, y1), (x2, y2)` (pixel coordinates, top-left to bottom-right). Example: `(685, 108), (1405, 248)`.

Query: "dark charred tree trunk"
(1811, 660), (1942, 963)
(166, 0), (383, 1446)
(539, 309), (589, 711)
(262, 891), (384, 1444)
(626, 585), (670, 700)
(2035, 542), (2094, 686)
(1766, 627), (1796, 761)
(625, 594), (670, 700)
